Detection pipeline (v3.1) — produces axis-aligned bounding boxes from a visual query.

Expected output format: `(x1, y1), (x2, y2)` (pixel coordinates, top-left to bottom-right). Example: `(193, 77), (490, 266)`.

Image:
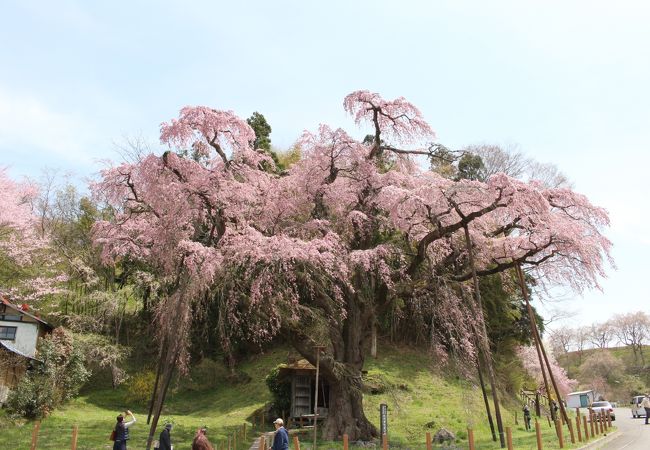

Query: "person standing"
(159, 423), (173, 450)
(523, 404), (531, 431)
(191, 427), (214, 450)
(642, 394), (650, 425)
(113, 410), (136, 450)
(270, 418), (289, 450)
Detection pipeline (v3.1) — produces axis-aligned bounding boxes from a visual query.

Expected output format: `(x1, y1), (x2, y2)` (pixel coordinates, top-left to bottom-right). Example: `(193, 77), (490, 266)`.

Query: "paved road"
(584, 407), (649, 449)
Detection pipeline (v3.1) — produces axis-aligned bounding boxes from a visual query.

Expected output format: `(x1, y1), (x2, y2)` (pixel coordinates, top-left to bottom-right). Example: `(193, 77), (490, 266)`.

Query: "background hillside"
(555, 344), (650, 403)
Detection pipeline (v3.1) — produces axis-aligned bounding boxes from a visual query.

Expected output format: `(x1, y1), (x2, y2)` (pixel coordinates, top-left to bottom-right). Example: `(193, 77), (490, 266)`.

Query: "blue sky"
(1, 0), (649, 330)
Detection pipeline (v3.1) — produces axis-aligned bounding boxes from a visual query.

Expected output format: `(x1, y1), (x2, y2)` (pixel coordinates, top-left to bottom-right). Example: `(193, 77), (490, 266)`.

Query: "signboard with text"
(380, 403), (388, 436)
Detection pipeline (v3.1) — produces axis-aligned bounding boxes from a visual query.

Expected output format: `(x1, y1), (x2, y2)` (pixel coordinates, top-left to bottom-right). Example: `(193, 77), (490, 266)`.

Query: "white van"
(631, 395), (647, 418)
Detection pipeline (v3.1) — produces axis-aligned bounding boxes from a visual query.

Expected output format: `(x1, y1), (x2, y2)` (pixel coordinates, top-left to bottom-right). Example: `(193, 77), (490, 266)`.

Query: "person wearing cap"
(270, 418), (289, 450)
(642, 394), (650, 425)
(158, 423), (173, 450)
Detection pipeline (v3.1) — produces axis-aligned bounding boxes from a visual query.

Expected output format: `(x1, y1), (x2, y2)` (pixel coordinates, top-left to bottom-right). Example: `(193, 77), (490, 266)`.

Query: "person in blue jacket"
(270, 418), (289, 450)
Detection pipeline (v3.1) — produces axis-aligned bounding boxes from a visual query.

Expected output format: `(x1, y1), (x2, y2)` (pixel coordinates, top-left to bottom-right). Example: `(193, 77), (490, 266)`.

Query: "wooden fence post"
(535, 420), (543, 450)
(590, 413), (595, 436)
(506, 427), (513, 450)
(243, 423), (247, 442)
(599, 413), (604, 434)
(468, 428), (475, 450)
(555, 419), (564, 448)
(342, 434), (347, 450)
(30, 421), (40, 450)
(567, 418), (575, 444)
(234, 431), (237, 450)
(71, 425), (79, 450)
(294, 435), (301, 450)
(426, 431), (432, 450)
(260, 436), (265, 450)
(382, 433), (388, 450)
(575, 416), (582, 442)
(583, 415), (589, 441)
(607, 410), (612, 429)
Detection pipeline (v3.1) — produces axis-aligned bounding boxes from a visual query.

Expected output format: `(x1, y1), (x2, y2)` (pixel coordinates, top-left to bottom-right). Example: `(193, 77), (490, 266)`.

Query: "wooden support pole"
(342, 434), (347, 450)
(30, 421), (40, 450)
(312, 345), (325, 450)
(555, 419), (564, 448)
(260, 436), (265, 450)
(468, 428), (476, 450)
(465, 225), (505, 448)
(535, 420), (543, 450)
(516, 264), (570, 426)
(506, 427), (513, 450)
(426, 432), (432, 450)
(294, 435), (301, 450)
(576, 416), (582, 442)
(515, 265), (557, 423)
(567, 418), (575, 444)
(71, 425), (79, 450)
(382, 433), (388, 450)
(476, 356), (497, 442)
(583, 415), (589, 441)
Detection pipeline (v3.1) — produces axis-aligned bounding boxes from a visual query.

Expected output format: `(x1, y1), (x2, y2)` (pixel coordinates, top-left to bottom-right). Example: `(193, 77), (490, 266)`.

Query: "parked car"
(590, 401), (615, 421)
(631, 395), (647, 418)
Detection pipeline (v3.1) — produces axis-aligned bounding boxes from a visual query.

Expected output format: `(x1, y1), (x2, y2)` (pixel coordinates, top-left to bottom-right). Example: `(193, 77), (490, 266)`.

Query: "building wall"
(0, 320), (39, 357)
(0, 363), (26, 404)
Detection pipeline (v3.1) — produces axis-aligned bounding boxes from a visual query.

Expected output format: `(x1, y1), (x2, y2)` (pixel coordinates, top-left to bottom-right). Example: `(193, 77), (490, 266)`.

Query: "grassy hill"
(0, 344), (593, 449)
(556, 344), (650, 403)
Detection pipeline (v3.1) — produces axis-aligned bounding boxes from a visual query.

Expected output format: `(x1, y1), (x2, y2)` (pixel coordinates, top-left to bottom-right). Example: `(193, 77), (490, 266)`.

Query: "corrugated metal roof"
(0, 339), (39, 361)
(1, 297), (52, 330)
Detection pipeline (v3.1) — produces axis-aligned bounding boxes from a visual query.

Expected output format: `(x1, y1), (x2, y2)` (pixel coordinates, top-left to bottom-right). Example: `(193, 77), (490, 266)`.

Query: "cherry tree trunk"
(288, 289), (379, 442)
(323, 372), (378, 441)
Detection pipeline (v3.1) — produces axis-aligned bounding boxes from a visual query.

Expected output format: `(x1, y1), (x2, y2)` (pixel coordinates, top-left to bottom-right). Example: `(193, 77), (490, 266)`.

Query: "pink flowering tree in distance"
(93, 91), (612, 442)
(0, 168), (65, 302)
(517, 345), (577, 398)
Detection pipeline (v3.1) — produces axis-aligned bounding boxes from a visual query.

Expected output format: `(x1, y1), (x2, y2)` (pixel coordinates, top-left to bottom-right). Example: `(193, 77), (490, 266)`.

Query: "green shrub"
(265, 365), (291, 415)
(6, 328), (89, 419)
(126, 370), (157, 405)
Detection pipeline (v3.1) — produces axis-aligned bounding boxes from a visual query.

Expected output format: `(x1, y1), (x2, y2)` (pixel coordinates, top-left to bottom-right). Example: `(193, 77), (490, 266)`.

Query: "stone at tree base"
(433, 428), (456, 443)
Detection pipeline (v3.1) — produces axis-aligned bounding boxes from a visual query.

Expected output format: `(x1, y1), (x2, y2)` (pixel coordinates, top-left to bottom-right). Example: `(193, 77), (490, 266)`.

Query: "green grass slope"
(0, 345), (596, 449)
